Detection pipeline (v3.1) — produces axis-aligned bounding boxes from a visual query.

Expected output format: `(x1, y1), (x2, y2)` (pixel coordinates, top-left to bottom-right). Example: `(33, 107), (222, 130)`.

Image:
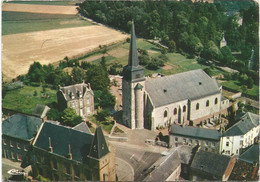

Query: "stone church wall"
(189, 93), (221, 124)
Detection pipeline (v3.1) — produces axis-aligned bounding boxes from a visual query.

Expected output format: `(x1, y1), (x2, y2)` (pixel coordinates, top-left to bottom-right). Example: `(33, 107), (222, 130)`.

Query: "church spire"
(128, 21), (139, 67)
(89, 126), (109, 159)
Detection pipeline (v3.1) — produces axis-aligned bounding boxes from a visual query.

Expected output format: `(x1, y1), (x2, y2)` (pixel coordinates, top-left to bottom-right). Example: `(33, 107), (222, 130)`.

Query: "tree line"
(78, 1), (258, 77)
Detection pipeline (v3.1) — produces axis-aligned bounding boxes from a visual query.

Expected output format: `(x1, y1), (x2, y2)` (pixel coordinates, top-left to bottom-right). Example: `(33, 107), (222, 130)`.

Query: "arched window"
(164, 110), (168, 118)
(215, 98), (218, 105)
(206, 100), (209, 107)
(196, 103), (200, 110)
(174, 108), (177, 115)
(183, 105), (186, 112)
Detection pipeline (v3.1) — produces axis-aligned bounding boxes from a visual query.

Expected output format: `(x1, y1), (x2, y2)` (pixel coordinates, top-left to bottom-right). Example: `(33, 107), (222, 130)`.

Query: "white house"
(220, 112), (259, 156)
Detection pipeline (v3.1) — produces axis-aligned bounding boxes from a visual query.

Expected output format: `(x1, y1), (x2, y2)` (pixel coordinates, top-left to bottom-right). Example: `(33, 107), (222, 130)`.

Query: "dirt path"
(2, 25), (128, 81)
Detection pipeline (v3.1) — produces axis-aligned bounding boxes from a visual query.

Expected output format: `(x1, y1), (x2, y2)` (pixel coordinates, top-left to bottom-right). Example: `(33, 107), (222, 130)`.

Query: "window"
(236, 149), (239, 154)
(206, 100), (209, 107)
(10, 141), (14, 147)
(174, 108), (177, 115)
(183, 138), (186, 143)
(24, 145), (29, 151)
(240, 140), (243, 146)
(17, 143), (21, 149)
(17, 153), (22, 161)
(183, 106), (186, 112)
(226, 142), (229, 147)
(226, 150), (230, 154)
(65, 164), (71, 174)
(195, 140), (199, 144)
(53, 158), (58, 169)
(205, 141), (208, 146)
(215, 98), (218, 104)
(175, 137), (178, 141)
(87, 99), (90, 104)
(11, 152), (15, 159)
(164, 110), (168, 118)
(79, 100), (83, 108)
(87, 107), (91, 114)
(136, 74), (140, 79)
(196, 103), (200, 110)
(35, 154), (41, 163)
(74, 165), (80, 178)
(3, 139), (7, 145)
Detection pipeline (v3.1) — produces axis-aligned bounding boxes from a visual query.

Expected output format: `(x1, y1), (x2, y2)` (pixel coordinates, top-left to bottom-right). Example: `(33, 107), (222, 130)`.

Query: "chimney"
(48, 137), (53, 153)
(68, 144), (72, 159)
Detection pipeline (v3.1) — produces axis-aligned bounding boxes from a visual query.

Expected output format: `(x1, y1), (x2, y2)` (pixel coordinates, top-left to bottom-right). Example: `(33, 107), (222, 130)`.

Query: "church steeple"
(128, 21), (139, 67)
(123, 21), (145, 82)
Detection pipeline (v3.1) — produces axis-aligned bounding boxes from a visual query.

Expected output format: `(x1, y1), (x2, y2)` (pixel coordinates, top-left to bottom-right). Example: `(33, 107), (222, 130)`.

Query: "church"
(122, 23), (229, 130)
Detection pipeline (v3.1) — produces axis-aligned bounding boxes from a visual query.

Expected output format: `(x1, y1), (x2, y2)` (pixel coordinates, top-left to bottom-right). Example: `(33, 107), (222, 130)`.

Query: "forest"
(78, 1), (259, 72)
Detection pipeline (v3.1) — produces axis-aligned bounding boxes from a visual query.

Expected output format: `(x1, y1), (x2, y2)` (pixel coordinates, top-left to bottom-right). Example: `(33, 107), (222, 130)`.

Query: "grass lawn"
(2, 85), (57, 114)
(2, 11), (93, 35)
(221, 80), (259, 98)
(88, 116), (114, 134)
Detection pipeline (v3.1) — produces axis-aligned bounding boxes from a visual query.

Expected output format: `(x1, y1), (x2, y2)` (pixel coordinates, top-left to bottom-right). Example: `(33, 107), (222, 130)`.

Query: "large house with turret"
(122, 22), (229, 130)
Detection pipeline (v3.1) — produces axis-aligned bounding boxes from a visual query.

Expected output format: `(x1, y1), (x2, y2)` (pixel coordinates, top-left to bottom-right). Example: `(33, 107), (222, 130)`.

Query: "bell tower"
(122, 22), (145, 129)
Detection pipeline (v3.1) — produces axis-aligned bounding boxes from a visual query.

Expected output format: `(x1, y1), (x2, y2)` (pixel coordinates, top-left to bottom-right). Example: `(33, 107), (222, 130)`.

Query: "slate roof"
(143, 148), (181, 181)
(34, 121), (109, 162)
(72, 122), (92, 134)
(128, 21), (139, 67)
(89, 126), (109, 159)
(239, 144), (259, 164)
(170, 124), (221, 141)
(2, 113), (42, 141)
(191, 150), (232, 178)
(32, 104), (50, 119)
(145, 69), (221, 107)
(223, 112), (259, 137)
(59, 82), (94, 101)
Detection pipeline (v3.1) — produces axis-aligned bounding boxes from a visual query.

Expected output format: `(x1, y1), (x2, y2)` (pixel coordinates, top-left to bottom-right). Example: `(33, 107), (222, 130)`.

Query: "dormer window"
(70, 92), (75, 99)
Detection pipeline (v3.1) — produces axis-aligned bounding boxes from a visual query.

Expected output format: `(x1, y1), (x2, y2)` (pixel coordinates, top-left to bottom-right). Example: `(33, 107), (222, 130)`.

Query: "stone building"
(2, 113), (42, 162)
(169, 124), (220, 153)
(22, 121), (116, 181)
(122, 22), (229, 130)
(57, 82), (94, 119)
(220, 112), (259, 156)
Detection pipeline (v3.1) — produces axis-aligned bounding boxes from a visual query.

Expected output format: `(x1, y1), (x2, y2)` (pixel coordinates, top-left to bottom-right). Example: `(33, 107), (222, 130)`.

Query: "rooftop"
(32, 104), (50, 119)
(223, 112), (259, 137)
(2, 113), (42, 141)
(145, 69), (221, 107)
(239, 144), (259, 164)
(72, 122), (92, 134)
(34, 121), (109, 162)
(170, 124), (221, 141)
(191, 150), (233, 178)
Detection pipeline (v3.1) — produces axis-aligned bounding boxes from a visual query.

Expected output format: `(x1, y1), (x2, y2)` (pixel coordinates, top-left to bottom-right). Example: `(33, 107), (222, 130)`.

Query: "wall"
(189, 93), (221, 122)
(2, 135), (30, 162)
(170, 135), (219, 154)
(166, 164), (181, 181)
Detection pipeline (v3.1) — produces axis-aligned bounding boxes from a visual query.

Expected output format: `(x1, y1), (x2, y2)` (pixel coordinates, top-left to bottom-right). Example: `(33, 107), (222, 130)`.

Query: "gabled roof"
(143, 148), (181, 181)
(59, 82), (93, 101)
(88, 126), (109, 159)
(170, 124), (221, 141)
(2, 113), (42, 141)
(145, 69), (221, 107)
(239, 144), (259, 164)
(32, 104), (50, 119)
(223, 112), (259, 137)
(191, 150), (232, 178)
(72, 122), (92, 134)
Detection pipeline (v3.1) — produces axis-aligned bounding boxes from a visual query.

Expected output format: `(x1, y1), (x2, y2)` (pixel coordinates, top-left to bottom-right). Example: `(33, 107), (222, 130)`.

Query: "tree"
(71, 67), (85, 84)
(220, 46), (234, 66)
(146, 57), (164, 70)
(246, 77), (254, 89)
(61, 108), (83, 127)
(86, 65), (110, 91)
(168, 40), (176, 53)
(94, 90), (116, 108)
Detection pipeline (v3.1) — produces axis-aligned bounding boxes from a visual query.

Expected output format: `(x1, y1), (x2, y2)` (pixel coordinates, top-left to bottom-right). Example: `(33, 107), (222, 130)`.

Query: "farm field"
(2, 3), (77, 14)
(4, 1), (77, 6)
(2, 25), (128, 81)
(2, 11), (93, 35)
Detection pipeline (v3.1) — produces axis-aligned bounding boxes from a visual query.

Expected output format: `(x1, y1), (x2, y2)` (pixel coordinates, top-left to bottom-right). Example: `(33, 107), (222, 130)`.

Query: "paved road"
(2, 158), (30, 181)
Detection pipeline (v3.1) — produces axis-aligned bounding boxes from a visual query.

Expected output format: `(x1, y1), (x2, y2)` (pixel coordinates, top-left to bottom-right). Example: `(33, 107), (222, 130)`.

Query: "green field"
(2, 11), (93, 35)
(221, 80), (259, 98)
(2, 85), (57, 114)
(4, 1), (77, 6)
